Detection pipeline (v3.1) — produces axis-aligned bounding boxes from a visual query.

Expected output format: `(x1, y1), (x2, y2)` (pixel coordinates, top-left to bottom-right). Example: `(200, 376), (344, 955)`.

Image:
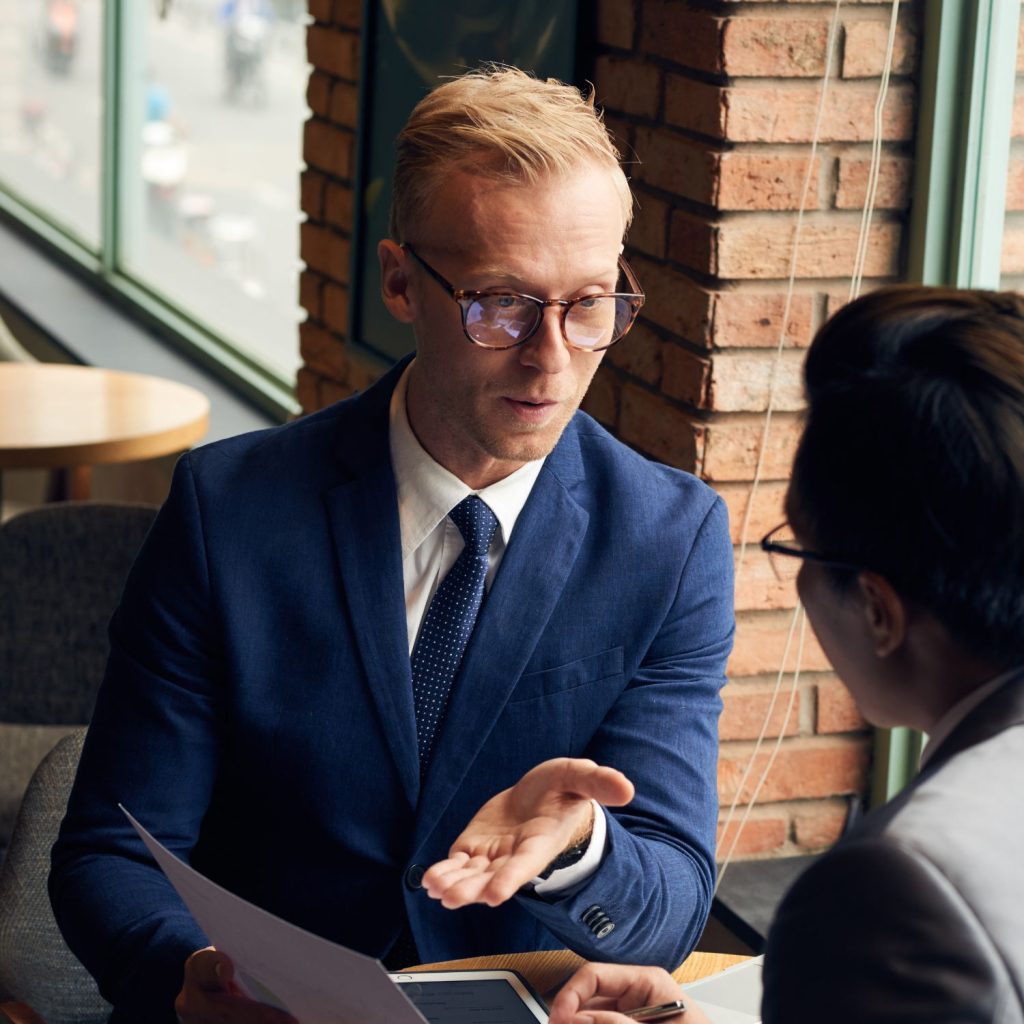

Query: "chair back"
(0, 729), (110, 1024)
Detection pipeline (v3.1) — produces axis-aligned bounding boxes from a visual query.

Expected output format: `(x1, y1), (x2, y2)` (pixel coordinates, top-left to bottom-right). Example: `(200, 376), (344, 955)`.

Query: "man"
(51, 66), (735, 1022)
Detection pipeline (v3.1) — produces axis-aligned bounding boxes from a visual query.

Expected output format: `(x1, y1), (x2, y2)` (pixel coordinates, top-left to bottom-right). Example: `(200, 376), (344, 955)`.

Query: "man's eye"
(495, 295), (521, 309)
(577, 296), (600, 309)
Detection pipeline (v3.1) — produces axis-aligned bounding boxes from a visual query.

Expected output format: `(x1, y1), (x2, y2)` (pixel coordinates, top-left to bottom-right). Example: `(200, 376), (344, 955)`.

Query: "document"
(122, 806), (427, 1024)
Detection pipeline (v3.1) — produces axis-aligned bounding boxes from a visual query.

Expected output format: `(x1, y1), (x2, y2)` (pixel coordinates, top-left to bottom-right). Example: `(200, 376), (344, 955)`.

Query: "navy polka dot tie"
(411, 495), (499, 774)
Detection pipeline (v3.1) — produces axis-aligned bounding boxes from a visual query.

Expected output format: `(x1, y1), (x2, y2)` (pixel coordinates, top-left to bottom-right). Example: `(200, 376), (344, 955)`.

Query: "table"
(0, 950), (749, 1023)
(408, 949), (751, 1003)
(0, 363), (210, 501)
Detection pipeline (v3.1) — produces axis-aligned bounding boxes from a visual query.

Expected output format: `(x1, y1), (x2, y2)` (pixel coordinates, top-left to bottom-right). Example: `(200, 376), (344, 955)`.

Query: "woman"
(550, 286), (1024, 1024)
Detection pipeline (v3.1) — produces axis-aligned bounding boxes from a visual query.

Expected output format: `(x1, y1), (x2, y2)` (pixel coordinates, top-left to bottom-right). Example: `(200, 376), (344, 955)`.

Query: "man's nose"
(519, 305), (571, 374)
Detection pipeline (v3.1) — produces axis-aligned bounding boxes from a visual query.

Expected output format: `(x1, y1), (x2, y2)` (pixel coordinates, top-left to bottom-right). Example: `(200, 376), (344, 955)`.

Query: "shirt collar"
(919, 665), (1024, 768)
(388, 362), (546, 559)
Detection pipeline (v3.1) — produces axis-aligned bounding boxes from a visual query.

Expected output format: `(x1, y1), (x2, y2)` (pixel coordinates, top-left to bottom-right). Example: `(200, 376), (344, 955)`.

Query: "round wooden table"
(0, 363), (210, 500)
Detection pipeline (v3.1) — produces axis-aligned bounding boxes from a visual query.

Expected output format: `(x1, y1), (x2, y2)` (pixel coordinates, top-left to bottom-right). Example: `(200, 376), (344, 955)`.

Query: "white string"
(735, 0), (844, 577)
(716, 608), (807, 892)
(717, 0), (902, 878)
(850, 0), (902, 301)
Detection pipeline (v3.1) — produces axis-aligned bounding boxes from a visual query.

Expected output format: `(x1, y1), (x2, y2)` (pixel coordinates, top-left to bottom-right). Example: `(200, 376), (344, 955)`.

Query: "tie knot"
(449, 496), (498, 558)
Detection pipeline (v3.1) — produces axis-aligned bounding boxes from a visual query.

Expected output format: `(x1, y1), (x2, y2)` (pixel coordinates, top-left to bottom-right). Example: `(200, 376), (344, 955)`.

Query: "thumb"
(559, 760), (635, 807)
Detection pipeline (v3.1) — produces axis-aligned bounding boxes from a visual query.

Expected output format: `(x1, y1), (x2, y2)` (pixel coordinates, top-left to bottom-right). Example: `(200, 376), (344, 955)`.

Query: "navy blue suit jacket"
(51, 359), (735, 1021)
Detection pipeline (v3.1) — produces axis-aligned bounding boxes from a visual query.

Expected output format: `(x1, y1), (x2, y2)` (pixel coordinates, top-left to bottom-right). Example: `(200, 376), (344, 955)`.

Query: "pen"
(622, 998), (687, 1021)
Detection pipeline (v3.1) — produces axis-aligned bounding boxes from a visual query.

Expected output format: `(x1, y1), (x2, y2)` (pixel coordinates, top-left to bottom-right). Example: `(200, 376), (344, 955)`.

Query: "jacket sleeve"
(520, 496), (734, 968)
(50, 454), (219, 1022)
(762, 840), (1010, 1024)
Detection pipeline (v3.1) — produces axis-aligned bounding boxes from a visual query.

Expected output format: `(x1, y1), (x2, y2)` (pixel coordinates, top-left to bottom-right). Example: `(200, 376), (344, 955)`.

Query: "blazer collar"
(921, 667), (1024, 776)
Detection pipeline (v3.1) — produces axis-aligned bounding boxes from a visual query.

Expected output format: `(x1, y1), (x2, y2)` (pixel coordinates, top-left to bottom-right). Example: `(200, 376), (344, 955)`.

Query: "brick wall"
(297, 0), (923, 860)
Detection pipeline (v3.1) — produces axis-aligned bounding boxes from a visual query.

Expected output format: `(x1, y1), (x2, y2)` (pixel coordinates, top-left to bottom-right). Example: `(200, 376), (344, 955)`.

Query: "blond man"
(52, 67), (735, 1024)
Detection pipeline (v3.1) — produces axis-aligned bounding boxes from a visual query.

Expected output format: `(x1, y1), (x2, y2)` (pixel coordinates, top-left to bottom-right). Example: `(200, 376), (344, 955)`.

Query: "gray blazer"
(763, 671), (1024, 1023)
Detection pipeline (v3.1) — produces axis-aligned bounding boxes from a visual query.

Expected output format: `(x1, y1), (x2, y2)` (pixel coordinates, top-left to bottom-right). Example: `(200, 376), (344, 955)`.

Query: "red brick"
(662, 346), (711, 407)
(580, 367), (620, 428)
(709, 349), (805, 413)
(304, 118), (355, 179)
(299, 320), (346, 382)
(729, 609), (831, 678)
(722, 18), (829, 78)
(716, 480), (788, 546)
(666, 78), (915, 143)
(716, 813), (788, 858)
(595, 56), (661, 120)
(332, 0), (360, 29)
(324, 181), (355, 235)
(321, 377), (356, 405)
(633, 128), (717, 202)
(669, 212), (901, 280)
(817, 679), (869, 734)
(720, 681), (802, 741)
(619, 385), (699, 470)
(640, 4), (723, 72)
(734, 542), (800, 612)
(841, 16), (918, 79)
(307, 0), (333, 22)
(628, 191), (670, 259)
(699, 414), (803, 482)
(306, 25), (359, 81)
(1013, 92), (1024, 139)
(835, 154), (913, 210)
(597, 0), (637, 49)
(300, 169), (326, 220)
(1002, 221), (1024, 275)
(710, 290), (817, 349)
(718, 152), (822, 211)
(306, 71), (332, 117)
(1005, 158), (1024, 210)
(345, 353), (383, 393)
(299, 270), (324, 320)
(793, 800), (849, 850)
(329, 80), (359, 129)
(322, 282), (349, 336)
(300, 222), (351, 283)
(295, 366), (321, 413)
(629, 256), (712, 344)
(717, 738), (870, 803)
(604, 114), (636, 155)
(606, 318), (662, 387)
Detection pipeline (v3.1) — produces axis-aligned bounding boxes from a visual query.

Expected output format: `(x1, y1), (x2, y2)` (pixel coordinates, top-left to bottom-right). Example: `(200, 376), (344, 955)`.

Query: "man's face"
(381, 163), (627, 488)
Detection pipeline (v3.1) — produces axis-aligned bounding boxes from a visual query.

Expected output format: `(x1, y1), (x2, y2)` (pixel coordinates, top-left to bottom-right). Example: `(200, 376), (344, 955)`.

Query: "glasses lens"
(466, 295), (541, 347)
(766, 529), (803, 584)
(565, 296), (634, 350)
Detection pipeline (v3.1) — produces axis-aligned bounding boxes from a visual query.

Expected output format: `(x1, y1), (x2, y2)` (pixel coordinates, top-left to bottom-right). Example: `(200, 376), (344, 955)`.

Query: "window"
(0, 0), (308, 414)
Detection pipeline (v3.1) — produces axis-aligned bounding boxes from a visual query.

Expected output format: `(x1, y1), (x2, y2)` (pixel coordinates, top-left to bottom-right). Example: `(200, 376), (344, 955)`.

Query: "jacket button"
(581, 903), (615, 939)
(405, 864), (426, 890)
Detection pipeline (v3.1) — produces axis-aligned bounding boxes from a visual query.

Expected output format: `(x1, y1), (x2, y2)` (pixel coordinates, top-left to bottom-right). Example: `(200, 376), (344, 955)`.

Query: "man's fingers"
(549, 964), (680, 1024)
(556, 760), (635, 807)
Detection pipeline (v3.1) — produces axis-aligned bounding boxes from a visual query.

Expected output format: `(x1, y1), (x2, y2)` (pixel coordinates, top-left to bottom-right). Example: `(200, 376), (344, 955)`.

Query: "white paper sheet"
(122, 806), (427, 1024)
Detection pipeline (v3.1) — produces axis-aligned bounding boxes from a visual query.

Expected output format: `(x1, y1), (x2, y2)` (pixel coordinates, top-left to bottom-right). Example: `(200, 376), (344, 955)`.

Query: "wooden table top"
(0, 363), (210, 469)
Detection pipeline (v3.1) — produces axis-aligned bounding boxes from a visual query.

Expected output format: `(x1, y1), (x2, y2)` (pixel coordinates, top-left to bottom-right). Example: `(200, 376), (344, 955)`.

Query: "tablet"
(390, 969), (549, 1024)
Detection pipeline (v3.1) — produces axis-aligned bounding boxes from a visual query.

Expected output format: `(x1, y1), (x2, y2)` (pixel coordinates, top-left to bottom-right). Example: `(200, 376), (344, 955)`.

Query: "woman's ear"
(855, 572), (907, 657)
(378, 240), (415, 324)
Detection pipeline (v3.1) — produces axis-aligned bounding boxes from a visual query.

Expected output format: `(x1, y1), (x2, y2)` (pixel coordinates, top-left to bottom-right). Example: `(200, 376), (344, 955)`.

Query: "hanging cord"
(716, 609), (808, 892)
(850, 0), (902, 301)
(717, 0), (902, 881)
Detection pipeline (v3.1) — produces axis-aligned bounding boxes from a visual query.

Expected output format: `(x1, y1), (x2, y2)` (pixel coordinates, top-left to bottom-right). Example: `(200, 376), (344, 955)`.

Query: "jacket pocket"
(506, 646), (624, 705)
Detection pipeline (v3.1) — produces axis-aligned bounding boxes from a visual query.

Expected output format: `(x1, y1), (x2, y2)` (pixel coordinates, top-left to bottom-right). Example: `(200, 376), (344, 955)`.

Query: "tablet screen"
(396, 978), (545, 1024)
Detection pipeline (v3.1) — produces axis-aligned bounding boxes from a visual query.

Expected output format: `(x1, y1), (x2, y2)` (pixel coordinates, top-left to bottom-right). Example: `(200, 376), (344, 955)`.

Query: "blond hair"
(390, 64), (633, 241)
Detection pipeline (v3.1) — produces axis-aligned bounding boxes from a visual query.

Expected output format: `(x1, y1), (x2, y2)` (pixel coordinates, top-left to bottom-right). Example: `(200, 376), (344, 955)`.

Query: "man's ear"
(855, 572), (907, 657)
(378, 239), (415, 324)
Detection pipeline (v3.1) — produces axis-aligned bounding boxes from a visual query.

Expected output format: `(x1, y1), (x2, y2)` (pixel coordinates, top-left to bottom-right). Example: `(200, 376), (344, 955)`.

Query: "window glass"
(0, 0), (104, 247)
(119, 0), (307, 381)
(1001, 7), (1024, 288)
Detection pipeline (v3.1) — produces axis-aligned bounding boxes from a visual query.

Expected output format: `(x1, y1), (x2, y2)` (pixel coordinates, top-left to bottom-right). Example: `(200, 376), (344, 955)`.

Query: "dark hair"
(785, 285), (1024, 667)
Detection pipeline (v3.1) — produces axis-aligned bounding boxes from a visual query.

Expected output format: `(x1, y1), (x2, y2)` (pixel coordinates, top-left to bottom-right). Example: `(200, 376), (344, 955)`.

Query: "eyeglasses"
(760, 522), (866, 583)
(403, 245), (645, 352)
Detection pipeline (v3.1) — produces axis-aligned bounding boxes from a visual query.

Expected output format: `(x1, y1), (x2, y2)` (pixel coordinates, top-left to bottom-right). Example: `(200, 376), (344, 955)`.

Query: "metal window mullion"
(100, 0), (123, 276)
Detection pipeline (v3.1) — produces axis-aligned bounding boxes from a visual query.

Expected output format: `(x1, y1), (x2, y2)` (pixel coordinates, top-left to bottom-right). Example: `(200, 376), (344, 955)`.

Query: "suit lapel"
(923, 669), (1024, 775)
(414, 422), (590, 846)
(323, 359), (421, 809)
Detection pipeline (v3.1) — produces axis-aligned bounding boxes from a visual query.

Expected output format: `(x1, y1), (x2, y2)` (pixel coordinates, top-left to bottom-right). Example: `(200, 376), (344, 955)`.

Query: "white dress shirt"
(388, 363), (606, 894)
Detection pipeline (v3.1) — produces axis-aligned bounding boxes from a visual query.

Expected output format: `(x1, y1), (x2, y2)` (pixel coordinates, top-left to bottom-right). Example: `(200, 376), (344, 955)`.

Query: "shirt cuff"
(531, 800), (608, 896)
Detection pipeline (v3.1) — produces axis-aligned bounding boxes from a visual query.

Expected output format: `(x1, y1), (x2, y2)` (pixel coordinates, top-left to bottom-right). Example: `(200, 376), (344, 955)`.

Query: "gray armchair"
(0, 502), (158, 853)
(0, 729), (109, 1024)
